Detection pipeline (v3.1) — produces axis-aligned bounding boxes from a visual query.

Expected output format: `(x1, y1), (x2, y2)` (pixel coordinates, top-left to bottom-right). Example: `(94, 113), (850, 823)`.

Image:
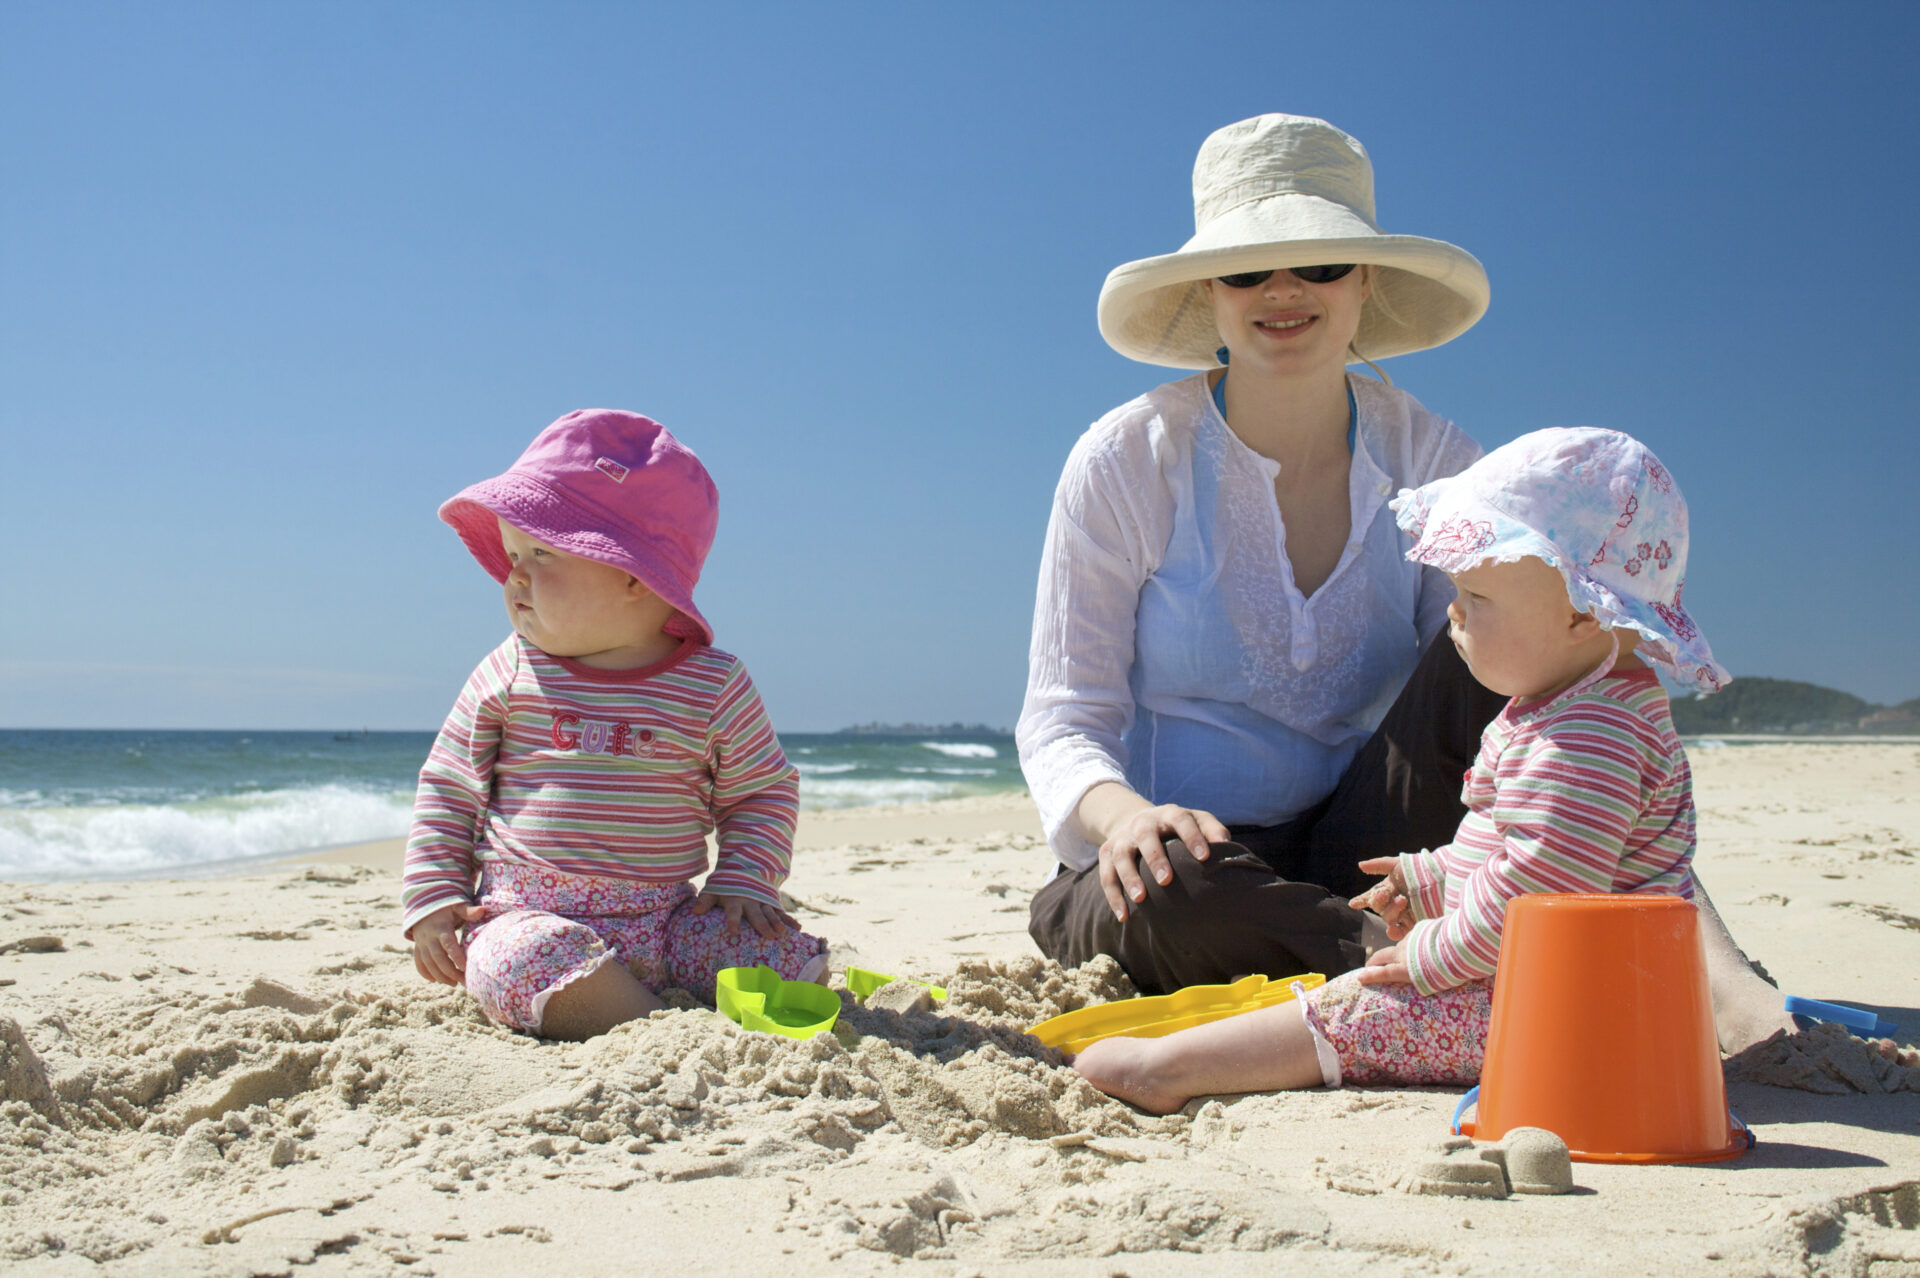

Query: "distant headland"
(833, 722), (1011, 736)
(1670, 677), (1918, 736)
(829, 680), (1919, 740)
(819, 678), (1918, 740)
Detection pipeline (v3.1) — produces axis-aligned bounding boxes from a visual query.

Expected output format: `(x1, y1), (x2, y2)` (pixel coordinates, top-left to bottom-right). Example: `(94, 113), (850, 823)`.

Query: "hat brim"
(439, 475), (715, 646)
(1097, 193), (1489, 369)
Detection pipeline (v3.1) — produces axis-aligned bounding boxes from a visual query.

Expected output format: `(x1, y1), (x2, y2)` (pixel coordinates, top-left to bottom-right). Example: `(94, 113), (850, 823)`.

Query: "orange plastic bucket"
(1453, 894), (1751, 1164)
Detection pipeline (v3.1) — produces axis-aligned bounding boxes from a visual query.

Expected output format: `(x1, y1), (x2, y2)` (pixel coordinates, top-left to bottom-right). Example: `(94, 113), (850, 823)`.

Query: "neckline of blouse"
(1210, 373), (1357, 458)
(1196, 372), (1396, 615)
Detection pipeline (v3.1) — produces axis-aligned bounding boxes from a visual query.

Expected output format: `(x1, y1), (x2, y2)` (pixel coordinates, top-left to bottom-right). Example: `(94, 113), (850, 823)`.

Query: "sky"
(2, 1), (1916, 732)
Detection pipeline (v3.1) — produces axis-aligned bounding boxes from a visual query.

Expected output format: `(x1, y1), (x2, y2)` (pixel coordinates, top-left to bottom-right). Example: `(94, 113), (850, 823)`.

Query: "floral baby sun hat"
(1391, 427), (1730, 692)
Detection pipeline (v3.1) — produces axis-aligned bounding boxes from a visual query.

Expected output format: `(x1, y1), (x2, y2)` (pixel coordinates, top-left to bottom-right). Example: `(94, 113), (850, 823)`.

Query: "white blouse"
(1017, 372), (1481, 870)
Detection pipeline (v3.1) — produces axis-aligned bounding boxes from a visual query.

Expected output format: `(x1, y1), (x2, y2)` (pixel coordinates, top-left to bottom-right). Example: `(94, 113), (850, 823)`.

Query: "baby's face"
(1445, 556), (1589, 699)
(497, 519), (654, 659)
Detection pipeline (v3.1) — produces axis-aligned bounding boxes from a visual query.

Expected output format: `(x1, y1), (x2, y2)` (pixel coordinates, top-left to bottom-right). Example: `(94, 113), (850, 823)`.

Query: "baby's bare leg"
(1693, 874), (1795, 1053)
(539, 959), (665, 1041)
(1073, 1002), (1328, 1115)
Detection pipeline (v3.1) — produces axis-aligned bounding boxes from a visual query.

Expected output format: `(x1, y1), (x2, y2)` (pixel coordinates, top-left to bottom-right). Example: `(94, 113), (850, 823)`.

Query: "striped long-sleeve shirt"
(1400, 668), (1696, 996)
(401, 635), (799, 935)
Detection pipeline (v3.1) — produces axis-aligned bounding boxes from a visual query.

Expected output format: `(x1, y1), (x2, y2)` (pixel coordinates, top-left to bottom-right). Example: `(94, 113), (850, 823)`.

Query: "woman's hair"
(1348, 265), (1397, 386)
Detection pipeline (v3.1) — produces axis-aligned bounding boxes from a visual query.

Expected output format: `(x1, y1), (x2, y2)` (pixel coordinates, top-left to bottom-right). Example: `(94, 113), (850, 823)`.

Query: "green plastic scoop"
(714, 965), (841, 1039)
(845, 967), (947, 1001)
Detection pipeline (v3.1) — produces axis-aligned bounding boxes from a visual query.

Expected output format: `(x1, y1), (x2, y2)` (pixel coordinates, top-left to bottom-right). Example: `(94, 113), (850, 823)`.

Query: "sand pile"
(1725, 1022), (1920, 1094)
(4, 953), (1296, 1268)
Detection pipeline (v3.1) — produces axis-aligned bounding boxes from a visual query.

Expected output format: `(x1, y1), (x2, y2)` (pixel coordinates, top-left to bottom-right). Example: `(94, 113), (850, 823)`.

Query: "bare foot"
(1072, 1038), (1192, 1115)
(1710, 965), (1796, 1055)
(1692, 877), (1795, 1053)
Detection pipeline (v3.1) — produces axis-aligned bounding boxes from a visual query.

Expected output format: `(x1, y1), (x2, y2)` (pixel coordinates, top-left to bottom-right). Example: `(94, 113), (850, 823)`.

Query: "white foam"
(793, 762), (860, 775)
(920, 741), (998, 759)
(0, 785), (413, 879)
(798, 777), (979, 809)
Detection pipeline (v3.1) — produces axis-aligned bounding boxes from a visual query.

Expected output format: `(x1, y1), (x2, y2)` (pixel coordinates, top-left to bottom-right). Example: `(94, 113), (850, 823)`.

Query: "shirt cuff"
(1403, 850), (1449, 921)
(401, 884), (476, 939)
(1399, 919), (1438, 995)
(698, 868), (783, 911)
(1033, 758), (1131, 871)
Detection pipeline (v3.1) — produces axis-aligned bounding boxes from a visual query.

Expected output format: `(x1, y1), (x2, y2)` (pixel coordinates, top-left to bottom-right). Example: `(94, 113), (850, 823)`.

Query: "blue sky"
(3, 2), (1915, 731)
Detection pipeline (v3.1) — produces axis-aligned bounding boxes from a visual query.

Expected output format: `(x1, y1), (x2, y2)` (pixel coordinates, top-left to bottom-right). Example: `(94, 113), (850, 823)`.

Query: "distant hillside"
(834, 722), (1011, 737)
(823, 684), (1918, 740)
(1670, 677), (1918, 735)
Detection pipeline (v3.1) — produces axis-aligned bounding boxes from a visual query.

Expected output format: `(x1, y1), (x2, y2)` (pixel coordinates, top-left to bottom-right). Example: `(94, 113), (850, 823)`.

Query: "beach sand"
(2, 746), (1916, 1275)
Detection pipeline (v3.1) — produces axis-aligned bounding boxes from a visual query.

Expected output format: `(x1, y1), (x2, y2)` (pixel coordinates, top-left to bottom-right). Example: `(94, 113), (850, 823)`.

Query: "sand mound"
(0, 952), (1229, 1266)
(1726, 1022), (1920, 1094)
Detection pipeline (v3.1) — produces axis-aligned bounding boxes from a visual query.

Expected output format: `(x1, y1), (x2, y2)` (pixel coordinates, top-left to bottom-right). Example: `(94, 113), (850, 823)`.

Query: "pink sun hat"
(438, 409), (718, 645)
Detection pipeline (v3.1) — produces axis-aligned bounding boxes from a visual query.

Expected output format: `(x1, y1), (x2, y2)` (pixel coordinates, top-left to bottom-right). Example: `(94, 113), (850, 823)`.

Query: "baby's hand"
(1348, 856), (1414, 941)
(410, 901), (484, 986)
(692, 892), (798, 941)
(1355, 944), (1413, 987)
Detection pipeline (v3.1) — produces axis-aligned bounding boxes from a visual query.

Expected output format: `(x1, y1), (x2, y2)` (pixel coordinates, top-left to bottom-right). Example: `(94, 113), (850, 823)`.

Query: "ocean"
(0, 728), (1025, 882)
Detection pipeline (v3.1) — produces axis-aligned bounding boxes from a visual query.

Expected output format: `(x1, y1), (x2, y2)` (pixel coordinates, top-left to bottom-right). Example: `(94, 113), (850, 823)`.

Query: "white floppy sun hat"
(1098, 113), (1491, 369)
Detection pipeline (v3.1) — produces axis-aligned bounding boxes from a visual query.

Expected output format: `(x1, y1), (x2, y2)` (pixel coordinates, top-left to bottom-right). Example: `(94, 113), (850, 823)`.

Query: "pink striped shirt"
(1400, 668), (1696, 995)
(401, 635), (799, 934)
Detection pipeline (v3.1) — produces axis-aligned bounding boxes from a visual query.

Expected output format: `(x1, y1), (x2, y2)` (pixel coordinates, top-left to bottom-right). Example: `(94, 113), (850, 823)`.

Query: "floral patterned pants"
(463, 860), (826, 1034)
(1300, 971), (1494, 1086)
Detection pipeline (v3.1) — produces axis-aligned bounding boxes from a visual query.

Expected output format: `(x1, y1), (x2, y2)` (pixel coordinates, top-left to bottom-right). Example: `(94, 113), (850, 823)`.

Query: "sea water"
(0, 728), (1025, 881)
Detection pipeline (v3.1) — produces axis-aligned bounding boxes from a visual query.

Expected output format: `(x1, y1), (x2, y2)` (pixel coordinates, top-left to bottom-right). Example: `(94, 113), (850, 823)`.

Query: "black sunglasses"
(1216, 264), (1358, 288)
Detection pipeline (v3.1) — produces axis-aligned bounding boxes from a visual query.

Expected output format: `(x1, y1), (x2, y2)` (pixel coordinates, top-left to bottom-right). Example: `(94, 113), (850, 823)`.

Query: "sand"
(2, 745), (1917, 1276)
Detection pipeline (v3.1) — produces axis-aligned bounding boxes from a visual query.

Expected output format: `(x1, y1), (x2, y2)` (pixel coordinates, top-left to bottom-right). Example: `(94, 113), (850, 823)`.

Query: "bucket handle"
(1450, 1085), (1479, 1136)
(1450, 1084), (1755, 1151)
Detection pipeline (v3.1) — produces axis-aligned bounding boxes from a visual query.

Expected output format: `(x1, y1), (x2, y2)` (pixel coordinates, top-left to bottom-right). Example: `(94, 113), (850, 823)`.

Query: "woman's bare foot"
(1692, 876), (1796, 1053)
(1712, 972), (1798, 1055)
(1072, 1037), (1193, 1115)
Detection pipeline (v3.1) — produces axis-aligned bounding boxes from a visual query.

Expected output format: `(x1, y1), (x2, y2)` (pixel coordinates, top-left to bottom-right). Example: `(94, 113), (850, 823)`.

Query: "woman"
(1018, 114), (1789, 1051)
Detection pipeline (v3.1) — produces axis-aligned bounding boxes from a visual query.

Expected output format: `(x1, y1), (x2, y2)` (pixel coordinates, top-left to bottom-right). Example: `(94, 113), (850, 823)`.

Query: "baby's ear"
(1566, 609), (1604, 641)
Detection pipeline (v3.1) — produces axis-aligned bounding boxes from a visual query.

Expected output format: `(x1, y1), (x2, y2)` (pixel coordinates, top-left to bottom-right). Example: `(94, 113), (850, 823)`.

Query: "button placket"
(1292, 613), (1319, 671)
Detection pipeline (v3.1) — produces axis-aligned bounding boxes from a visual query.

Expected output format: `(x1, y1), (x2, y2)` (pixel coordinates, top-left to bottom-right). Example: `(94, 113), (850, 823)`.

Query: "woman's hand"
(1348, 856), (1414, 941)
(410, 901), (484, 986)
(691, 892), (798, 940)
(1093, 799), (1232, 923)
(1355, 944), (1413, 987)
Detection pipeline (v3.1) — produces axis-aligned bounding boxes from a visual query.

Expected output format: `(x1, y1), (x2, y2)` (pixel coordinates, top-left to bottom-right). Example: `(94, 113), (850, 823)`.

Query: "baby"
(402, 409), (826, 1040)
(1075, 426), (1726, 1109)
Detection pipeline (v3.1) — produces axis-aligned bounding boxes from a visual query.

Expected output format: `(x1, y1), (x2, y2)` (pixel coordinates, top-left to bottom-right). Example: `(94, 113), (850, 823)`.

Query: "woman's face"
(1203, 264), (1371, 379)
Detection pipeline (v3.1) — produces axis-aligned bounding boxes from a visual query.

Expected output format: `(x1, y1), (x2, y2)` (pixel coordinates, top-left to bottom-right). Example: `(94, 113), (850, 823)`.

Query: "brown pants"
(1028, 634), (1505, 995)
